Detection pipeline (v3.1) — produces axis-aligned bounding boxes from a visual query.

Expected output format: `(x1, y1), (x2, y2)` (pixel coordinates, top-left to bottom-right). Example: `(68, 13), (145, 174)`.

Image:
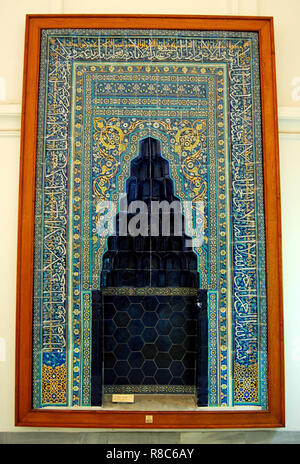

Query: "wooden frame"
(15, 14), (284, 429)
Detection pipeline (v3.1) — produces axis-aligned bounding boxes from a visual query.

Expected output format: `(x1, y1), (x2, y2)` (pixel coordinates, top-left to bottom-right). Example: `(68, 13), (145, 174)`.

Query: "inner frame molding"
(15, 14), (284, 429)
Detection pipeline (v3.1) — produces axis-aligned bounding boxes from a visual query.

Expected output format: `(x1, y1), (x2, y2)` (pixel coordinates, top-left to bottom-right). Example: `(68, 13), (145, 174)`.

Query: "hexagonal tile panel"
(128, 319), (144, 335)
(143, 377), (157, 385)
(183, 352), (196, 369)
(128, 351), (144, 369)
(142, 360), (157, 377)
(129, 368), (144, 384)
(142, 311), (159, 327)
(170, 360), (185, 377)
(142, 295), (159, 311)
(104, 318), (116, 336)
(169, 377), (184, 385)
(169, 327), (185, 344)
(170, 312), (185, 327)
(128, 335), (144, 351)
(156, 335), (172, 352)
(128, 303), (144, 319)
(155, 352), (172, 368)
(156, 319), (172, 335)
(114, 360), (130, 377)
(113, 295), (130, 311)
(154, 368), (172, 384)
(103, 368), (117, 384)
(157, 303), (171, 319)
(104, 336), (117, 352)
(104, 303), (116, 319)
(142, 327), (158, 343)
(114, 343), (130, 360)
(170, 295), (186, 311)
(184, 368), (196, 384)
(184, 335), (197, 352)
(104, 352), (117, 369)
(113, 312), (130, 328)
(102, 293), (199, 389)
(169, 344), (185, 360)
(117, 377), (130, 385)
(142, 343), (158, 360)
(113, 327), (130, 343)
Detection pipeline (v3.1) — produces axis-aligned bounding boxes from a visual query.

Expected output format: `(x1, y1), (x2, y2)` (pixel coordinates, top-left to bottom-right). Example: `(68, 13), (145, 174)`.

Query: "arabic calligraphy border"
(32, 29), (266, 409)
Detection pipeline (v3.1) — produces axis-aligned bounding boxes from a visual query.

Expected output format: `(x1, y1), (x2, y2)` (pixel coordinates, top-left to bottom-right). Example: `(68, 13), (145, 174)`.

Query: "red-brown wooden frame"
(15, 14), (284, 429)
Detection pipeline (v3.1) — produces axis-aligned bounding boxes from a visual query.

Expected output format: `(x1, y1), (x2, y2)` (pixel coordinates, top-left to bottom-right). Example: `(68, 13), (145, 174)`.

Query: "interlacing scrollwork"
(92, 118), (128, 201)
(174, 120), (207, 201)
(92, 117), (208, 241)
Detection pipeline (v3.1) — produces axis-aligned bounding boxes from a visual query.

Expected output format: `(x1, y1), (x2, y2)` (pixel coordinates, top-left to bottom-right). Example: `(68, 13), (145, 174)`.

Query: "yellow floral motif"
(92, 117), (208, 240)
(174, 120), (207, 202)
(234, 362), (259, 403)
(93, 118), (128, 201)
(42, 363), (67, 405)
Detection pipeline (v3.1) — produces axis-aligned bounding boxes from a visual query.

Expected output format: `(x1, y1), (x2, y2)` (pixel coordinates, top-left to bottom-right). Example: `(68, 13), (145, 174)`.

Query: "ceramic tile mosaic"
(32, 28), (267, 409)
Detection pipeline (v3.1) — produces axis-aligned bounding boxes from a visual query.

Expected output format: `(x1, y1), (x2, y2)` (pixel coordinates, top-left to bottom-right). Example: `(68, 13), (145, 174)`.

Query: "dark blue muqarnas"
(91, 137), (208, 406)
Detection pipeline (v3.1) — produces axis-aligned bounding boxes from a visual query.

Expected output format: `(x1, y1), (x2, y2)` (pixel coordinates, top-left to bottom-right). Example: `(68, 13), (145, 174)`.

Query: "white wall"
(0, 0), (299, 432)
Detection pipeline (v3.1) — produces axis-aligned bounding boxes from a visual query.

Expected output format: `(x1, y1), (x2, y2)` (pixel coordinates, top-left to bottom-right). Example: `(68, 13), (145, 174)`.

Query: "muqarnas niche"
(91, 137), (208, 406)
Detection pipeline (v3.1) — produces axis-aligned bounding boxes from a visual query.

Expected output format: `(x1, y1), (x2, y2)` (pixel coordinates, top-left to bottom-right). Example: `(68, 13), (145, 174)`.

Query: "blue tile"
(184, 368), (196, 384)
(183, 353), (196, 369)
(128, 352), (144, 368)
(169, 344), (185, 360)
(142, 311), (159, 327)
(142, 327), (158, 343)
(104, 319), (116, 336)
(104, 369), (117, 384)
(114, 360), (130, 377)
(128, 303), (144, 319)
(155, 352), (172, 368)
(169, 377), (184, 385)
(142, 296), (159, 311)
(142, 360), (157, 376)
(113, 312), (130, 328)
(104, 303), (116, 319)
(184, 335), (197, 351)
(184, 320), (197, 335)
(112, 295), (130, 310)
(156, 319), (172, 335)
(170, 296), (186, 311)
(114, 344), (130, 360)
(143, 377), (157, 385)
(170, 327), (185, 344)
(156, 335), (172, 352)
(154, 368), (172, 384)
(129, 295), (143, 303)
(128, 319), (144, 336)
(142, 343), (158, 359)
(129, 368), (144, 384)
(170, 361), (185, 377)
(113, 327), (130, 343)
(128, 335), (144, 351)
(104, 336), (116, 352)
(117, 377), (130, 385)
(156, 296), (169, 304)
(91, 290), (103, 406)
(157, 304), (171, 319)
(170, 312), (186, 327)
